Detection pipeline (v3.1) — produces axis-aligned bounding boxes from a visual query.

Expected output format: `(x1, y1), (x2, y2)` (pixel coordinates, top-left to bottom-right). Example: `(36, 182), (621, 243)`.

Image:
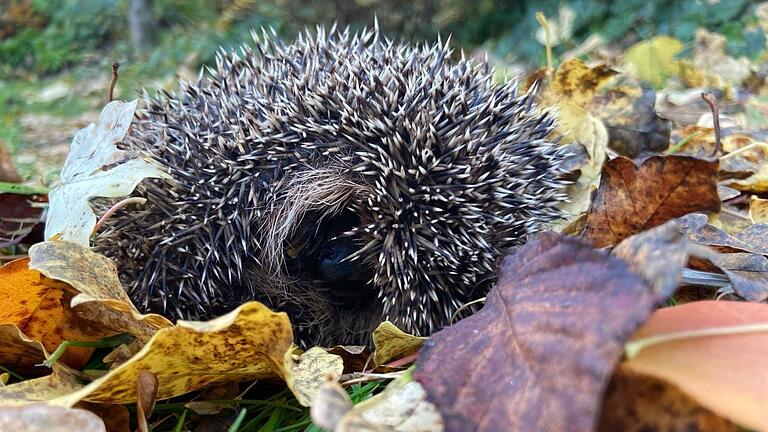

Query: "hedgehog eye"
(284, 210), (376, 306)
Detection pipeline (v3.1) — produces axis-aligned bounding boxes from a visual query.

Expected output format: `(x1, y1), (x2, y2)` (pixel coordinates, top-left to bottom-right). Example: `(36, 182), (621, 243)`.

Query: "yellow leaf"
(624, 36), (684, 88)
(372, 322), (426, 367)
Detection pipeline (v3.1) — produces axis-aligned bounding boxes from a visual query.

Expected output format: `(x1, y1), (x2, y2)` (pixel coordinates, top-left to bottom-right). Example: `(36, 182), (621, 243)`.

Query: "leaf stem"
(625, 323), (768, 358)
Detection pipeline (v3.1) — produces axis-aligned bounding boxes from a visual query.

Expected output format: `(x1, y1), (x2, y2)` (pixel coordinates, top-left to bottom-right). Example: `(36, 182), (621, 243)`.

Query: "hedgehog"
(95, 24), (569, 347)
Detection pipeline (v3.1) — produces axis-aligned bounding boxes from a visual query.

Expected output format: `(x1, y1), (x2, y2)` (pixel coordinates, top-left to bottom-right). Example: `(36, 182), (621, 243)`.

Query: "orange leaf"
(0, 258), (101, 369)
(624, 301), (768, 432)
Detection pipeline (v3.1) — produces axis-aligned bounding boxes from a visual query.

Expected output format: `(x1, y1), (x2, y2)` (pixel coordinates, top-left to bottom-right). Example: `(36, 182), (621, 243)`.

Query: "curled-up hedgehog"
(96, 25), (569, 347)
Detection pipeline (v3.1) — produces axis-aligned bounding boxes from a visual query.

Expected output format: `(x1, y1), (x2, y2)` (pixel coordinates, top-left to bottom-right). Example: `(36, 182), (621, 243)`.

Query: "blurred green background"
(0, 0), (766, 182)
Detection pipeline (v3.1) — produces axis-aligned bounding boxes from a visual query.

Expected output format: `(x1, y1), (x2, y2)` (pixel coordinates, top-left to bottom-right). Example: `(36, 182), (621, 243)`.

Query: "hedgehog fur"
(96, 25), (569, 347)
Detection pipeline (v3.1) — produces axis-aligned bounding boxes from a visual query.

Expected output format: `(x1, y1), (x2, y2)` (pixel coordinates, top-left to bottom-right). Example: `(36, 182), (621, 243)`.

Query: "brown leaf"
(414, 232), (664, 432)
(75, 402), (130, 432)
(611, 220), (694, 299)
(678, 213), (768, 255)
(136, 370), (158, 432)
(709, 253), (768, 302)
(598, 367), (740, 432)
(583, 155), (720, 247)
(591, 82), (670, 158)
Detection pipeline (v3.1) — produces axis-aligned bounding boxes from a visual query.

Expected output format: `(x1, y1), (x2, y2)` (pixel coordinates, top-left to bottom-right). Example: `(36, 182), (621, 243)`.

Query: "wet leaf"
(45, 100), (170, 246)
(414, 232), (667, 432)
(583, 155), (720, 248)
(622, 301), (768, 431)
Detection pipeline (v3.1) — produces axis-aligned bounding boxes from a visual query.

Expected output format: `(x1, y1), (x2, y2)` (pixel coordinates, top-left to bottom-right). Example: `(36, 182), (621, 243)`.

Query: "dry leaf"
(0, 142), (22, 183)
(0, 403), (106, 432)
(286, 347), (344, 406)
(28, 241), (172, 341)
(749, 196), (768, 223)
(136, 370), (158, 432)
(622, 301), (768, 431)
(75, 402), (130, 432)
(0, 324), (49, 378)
(583, 155), (720, 247)
(598, 366), (741, 432)
(0, 258), (106, 369)
(623, 36), (684, 88)
(311, 380), (354, 431)
(414, 232), (668, 431)
(335, 374), (444, 432)
(372, 322), (426, 368)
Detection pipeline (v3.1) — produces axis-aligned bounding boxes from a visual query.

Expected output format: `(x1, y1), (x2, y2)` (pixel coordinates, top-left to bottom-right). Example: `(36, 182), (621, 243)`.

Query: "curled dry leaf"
(0, 324), (48, 377)
(136, 370), (158, 432)
(582, 155), (720, 248)
(0, 364), (83, 404)
(414, 232), (676, 432)
(311, 380), (354, 431)
(0, 403), (106, 432)
(372, 322), (426, 368)
(622, 301), (768, 431)
(28, 241), (172, 342)
(535, 59), (615, 222)
(34, 301), (293, 406)
(314, 373), (444, 432)
(45, 100), (170, 246)
(0, 258), (108, 369)
(590, 81), (670, 158)
(286, 347), (344, 406)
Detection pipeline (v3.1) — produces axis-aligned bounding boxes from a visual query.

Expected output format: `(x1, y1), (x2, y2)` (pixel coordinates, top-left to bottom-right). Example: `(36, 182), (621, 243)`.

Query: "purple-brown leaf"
(414, 232), (663, 432)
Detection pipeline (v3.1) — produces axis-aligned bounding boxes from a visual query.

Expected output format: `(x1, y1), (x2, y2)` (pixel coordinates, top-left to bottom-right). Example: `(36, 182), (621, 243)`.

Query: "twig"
(450, 296), (486, 323)
(108, 62), (120, 102)
(92, 197), (146, 236)
(701, 92), (721, 158)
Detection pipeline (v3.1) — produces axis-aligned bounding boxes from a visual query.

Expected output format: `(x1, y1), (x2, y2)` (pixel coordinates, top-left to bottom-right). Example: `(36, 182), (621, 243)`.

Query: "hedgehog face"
(95, 26), (568, 347)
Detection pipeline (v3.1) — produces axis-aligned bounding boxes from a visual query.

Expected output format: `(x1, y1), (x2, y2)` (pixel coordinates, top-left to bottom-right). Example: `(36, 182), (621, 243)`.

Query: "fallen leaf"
(414, 232), (666, 431)
(311, 380), (354, 431)
(286, 347), (344, 406)
(692, 29), (752, 88)
(624, 36), (684, 88)
(598, 366), (741, 432)
(535, 59), (615, 223)
(28, 240), (172, 341)
(709, 253), (768, 302)
(0, 364), (84, 404)
(679, 213), (768, 255)
(611, 220), (697, 299)
(136, 370), (158, 432)
(0, 403), (106, 432)
(42, 301), (292, 406)
(75, 402), (130, 432)
(330, 372), (444, 432)
(583, 155), (720, 247)
(590, 81), (670, 158)
(622, 301), (768, 431)
(0, 324), (48, 377)
(0, 257), (106, 369)
(372, 322), (426, 368)
(749, 196), (768, 223)
(45, 100), (170, 246)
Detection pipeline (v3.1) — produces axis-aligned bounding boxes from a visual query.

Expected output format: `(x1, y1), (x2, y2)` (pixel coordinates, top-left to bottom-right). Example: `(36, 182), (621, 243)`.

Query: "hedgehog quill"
(95, 25), (569, 347)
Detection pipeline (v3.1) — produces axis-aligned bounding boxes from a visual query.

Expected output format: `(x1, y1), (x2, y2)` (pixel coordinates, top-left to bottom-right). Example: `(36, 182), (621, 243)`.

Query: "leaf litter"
(7, 15), (768, 432)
